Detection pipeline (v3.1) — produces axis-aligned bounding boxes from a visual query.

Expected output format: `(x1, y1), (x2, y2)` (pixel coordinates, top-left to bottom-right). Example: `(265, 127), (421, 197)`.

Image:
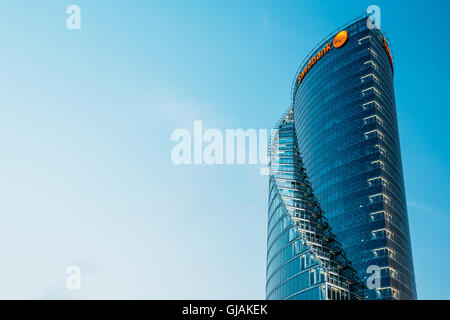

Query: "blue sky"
(0, 0), (448, 299)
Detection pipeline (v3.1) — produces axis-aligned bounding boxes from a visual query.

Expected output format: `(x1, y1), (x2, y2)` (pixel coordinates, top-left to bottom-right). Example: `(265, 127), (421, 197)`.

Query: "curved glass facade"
(292, 17), (417, 299)
(266, 108), (363, 300)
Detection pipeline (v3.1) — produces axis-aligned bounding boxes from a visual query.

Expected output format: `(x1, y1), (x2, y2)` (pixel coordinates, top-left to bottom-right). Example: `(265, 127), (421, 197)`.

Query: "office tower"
(291, 16), (416, 299)
(266, 16), (417, 300)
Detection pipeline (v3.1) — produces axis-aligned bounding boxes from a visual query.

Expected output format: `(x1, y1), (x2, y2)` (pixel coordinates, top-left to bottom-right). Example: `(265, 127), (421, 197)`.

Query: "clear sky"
(0, 0), (448, 299)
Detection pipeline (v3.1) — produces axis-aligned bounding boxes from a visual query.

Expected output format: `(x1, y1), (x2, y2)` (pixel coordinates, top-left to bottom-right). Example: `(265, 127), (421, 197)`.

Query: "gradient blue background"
(0, 0), (448, 299)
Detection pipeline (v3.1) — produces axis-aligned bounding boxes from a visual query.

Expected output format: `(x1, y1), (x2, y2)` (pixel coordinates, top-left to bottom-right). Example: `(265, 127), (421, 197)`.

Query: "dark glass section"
(266, 108), (363, 300)
(292, 17), (417, 299)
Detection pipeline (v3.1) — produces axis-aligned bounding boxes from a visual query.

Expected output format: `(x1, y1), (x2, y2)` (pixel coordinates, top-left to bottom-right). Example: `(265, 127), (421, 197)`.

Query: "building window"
(371, 160), (385, 170)
(381, 267), (399, 281)
(392, 288), (399, 299)
(368, 176), (389, 188)
(368, 48), (378, 58)
(358, 35), (371, 45)
(362, 87), (381, 98)
(362, 100), (382, 111)
(361, 73), (379, 84)
(365, 129), (385, 141)
(385, 212), (393, 223)
(364, 60), (379, 71)
(375, 144), (387, 156)
(310, 270), (315, 285)
(301, 255), (306, 270)
(371, 229), (395, 241)
(370, 210), (385, 221)
(363, 114), (383, 126)
(371, 229), (386, 240)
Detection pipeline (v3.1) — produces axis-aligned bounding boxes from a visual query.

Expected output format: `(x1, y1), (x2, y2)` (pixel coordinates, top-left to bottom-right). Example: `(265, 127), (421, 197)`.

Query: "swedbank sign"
(297, 30), (348, 84)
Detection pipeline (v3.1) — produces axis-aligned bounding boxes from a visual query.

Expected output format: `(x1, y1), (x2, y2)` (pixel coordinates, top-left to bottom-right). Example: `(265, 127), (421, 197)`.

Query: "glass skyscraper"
(267, 16), (417, 300)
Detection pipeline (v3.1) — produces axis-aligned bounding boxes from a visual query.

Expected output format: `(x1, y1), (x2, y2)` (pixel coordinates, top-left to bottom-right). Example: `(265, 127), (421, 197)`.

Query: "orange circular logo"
(333, 30), (348, 48)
